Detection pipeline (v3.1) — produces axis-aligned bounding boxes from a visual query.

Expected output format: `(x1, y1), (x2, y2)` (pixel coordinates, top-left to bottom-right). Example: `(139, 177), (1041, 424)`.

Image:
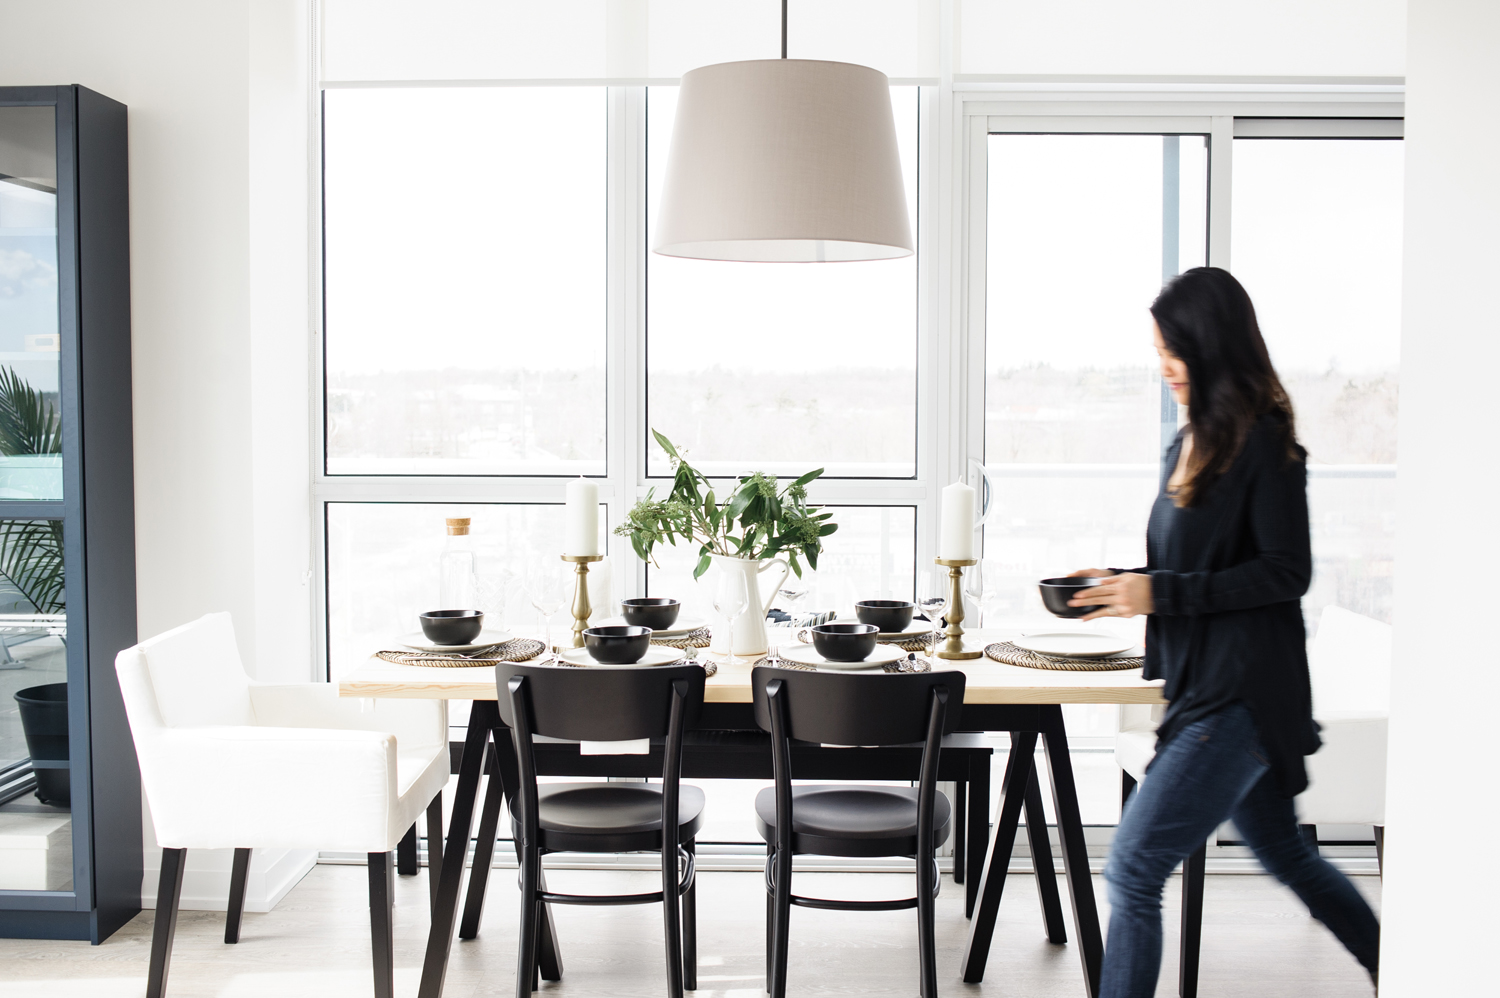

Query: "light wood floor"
(0, 865), (1379, 997)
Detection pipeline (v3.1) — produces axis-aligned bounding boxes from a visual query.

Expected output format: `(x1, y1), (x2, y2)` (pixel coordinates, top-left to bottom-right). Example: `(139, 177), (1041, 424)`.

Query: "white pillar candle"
(939, 481), (976, 561)
(564, 478), (600, 556)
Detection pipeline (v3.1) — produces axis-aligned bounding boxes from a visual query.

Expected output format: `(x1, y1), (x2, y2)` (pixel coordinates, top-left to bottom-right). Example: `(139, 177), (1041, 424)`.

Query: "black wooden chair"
(497, 661), (707, 998)
(752, 666), (966, 998)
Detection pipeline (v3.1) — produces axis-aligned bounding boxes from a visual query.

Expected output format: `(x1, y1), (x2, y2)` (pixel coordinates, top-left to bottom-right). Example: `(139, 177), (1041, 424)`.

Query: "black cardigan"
(1127, 414), (1321, 797)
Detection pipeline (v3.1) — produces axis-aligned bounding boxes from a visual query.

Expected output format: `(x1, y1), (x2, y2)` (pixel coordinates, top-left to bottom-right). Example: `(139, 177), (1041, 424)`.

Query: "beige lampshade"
(653, 59), (913, 263)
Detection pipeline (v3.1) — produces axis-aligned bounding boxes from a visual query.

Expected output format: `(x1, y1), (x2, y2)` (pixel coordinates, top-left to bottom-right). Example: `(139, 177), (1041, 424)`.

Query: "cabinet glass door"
(0, 106), (63, 502)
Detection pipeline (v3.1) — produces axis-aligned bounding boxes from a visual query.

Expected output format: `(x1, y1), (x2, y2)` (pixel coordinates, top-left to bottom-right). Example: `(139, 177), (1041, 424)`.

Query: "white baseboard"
(141, 847), (317, 912)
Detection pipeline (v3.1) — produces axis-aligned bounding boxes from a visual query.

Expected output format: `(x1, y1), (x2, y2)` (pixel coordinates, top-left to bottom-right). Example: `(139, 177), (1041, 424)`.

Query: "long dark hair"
(1150, 267), (1300, 507)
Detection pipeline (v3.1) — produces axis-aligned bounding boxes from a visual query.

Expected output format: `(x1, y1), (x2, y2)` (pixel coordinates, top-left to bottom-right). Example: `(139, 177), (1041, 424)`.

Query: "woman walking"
(1067, 267), (1380, 996)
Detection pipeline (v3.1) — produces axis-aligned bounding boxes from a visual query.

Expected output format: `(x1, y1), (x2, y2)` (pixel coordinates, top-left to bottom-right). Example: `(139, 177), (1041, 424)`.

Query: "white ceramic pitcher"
(707, 553), (790, 657)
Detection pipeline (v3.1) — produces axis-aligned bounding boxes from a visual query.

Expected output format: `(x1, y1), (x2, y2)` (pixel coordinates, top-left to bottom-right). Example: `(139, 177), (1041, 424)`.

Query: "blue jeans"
(1101, 702), (1380, 998)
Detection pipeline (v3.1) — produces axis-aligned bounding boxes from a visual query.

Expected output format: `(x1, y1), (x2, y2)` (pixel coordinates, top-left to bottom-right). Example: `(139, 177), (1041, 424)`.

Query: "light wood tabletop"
(338, 627), (1166, 706)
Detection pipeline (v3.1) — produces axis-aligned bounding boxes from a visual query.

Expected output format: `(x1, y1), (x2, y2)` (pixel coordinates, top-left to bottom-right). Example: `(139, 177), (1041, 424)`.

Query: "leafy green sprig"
(615, 429), (838, 579)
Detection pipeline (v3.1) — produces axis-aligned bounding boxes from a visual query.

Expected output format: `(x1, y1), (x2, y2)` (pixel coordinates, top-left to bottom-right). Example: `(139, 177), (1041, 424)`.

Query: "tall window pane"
(983, 133), (1208, 623)
(645, 87), (919, 479)
(1232, 138), (1403, 625)
(324, 88), (607, 476)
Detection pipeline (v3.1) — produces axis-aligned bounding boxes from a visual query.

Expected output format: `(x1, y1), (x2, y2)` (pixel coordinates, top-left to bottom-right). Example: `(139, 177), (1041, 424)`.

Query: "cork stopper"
(446, 517), (471, 536)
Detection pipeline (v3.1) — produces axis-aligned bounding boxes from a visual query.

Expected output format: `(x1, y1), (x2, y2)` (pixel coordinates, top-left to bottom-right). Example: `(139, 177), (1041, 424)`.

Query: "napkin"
(580, 739), (650, 755)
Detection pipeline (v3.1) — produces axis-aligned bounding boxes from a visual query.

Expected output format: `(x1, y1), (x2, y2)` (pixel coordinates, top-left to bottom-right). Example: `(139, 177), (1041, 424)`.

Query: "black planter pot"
(15, 683), (69, 806)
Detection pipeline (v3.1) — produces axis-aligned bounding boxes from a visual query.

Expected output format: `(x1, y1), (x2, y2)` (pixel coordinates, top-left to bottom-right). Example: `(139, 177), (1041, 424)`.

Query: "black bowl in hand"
(1038, 578), (1110, 619)
(419, 609), (485, 645)
(810, 622), (879, 663)
(855, 599), (915, 632)
(583, 625), (652, 665)
(620, 597), (681, 630)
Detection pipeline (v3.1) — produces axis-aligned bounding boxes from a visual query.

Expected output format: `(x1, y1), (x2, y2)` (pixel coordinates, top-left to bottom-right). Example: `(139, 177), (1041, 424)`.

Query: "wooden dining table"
(339, 626), (1165, 998)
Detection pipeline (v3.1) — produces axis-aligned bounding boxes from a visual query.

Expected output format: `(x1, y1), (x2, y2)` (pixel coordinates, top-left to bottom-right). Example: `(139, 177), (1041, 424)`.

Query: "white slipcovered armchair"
(116, 613), (449, 998)
(1114, 605), (1391, 997)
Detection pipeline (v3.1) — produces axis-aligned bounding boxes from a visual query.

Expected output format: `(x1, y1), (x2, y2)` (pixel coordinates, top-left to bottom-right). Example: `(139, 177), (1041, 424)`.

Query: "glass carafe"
(438, 517), (476, 610)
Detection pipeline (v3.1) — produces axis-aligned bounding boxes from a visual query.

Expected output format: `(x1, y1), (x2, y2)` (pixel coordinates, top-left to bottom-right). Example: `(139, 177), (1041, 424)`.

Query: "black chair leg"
(1179, 841), (1206, 998)
(1024, 768), (1067, 944)
(1300, 824), (1319, 854)
(1373, 825), (1384, 876)
(683, 840), (698, 991)
(426, 793), (444, 915)
(662, 841), (685, 998)
(1121, 770), (1137, 808)
(397, 823), (418, 876)
(515, 843), (541, 998)
(764, 842), (774, 992)
(225, 847), (252, 943)
(917, 854), (938, 998)
(953, 780), (967, 884)
(770, 846), (793, 998)
(535, 869), (564, 982)
(148, 848), (186, 998)
(369, 851), (395, 998)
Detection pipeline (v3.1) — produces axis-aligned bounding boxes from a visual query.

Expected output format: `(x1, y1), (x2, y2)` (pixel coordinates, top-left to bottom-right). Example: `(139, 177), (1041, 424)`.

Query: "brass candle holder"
(933, 557), (982, 660)
(561, 554), (605, 649)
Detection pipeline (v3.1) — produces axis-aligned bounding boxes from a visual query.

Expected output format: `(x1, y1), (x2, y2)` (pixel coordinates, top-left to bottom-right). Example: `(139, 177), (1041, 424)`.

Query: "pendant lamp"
(652, 7), (913, 263)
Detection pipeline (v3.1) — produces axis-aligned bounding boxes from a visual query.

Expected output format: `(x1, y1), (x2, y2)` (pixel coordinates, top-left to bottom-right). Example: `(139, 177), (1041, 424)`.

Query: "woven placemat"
(984, 641), (1143, 672)
(650, 627), (712, 650)
(760, 654), (932, 674)
(376, 637), (546, 668)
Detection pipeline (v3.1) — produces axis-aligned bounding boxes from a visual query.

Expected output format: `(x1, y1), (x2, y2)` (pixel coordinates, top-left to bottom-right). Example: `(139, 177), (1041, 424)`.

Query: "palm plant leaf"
(0, 365), (62, 456)
(0, 519), (65, 613)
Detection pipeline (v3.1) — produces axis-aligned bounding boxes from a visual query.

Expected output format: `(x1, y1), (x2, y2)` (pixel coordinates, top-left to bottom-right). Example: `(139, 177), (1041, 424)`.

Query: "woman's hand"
(1069, 572), (1154, 620)
(1066, 569), (1118, 579)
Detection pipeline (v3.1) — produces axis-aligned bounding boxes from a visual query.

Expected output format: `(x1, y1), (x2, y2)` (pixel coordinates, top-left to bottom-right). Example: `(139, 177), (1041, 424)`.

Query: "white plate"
(1012, 632), (1137, 659)
(399, 629), (512, 654)
(777, 642), (910, 671)
(592, 615), (708, 638)
(558, 646), (687, 668)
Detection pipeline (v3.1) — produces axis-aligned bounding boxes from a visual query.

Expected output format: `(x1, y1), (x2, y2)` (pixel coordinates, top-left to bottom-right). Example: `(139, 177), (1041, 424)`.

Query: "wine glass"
(965, 560), (1000, 628)
(713, 569), (750, 666)
(778, 578), (810, 626)
(917, 568), (949, 626)
(527, 564), (566, 662)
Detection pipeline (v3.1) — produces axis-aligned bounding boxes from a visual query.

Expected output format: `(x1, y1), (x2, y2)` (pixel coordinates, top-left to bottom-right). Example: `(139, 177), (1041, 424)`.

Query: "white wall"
(1382, 0), (1500, 992)
(0, 0), (314, 680)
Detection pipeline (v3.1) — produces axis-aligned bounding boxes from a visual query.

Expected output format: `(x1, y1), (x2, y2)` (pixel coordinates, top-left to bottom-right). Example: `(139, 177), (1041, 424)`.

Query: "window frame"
(311, 80), (1403, 679)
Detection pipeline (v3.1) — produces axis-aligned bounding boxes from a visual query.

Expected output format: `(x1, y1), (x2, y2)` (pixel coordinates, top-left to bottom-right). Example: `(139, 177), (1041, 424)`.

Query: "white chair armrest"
(250, 684), (447, 755)
(138, 725), (402, 852)
(1298, 715), (1387, 826)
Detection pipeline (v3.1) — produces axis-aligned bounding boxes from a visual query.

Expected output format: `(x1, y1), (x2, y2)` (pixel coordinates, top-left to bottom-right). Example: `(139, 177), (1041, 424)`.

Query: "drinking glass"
(527, 564), (566, 662)
(713, 569), (750, 666)
(778, 578), (811, 626)
(965, 560), (1001, 628)
(917, 568), (949, 626)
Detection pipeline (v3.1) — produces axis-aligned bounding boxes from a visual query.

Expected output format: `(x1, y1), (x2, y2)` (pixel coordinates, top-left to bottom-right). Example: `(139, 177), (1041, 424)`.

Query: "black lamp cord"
(781, 0), (788, 58)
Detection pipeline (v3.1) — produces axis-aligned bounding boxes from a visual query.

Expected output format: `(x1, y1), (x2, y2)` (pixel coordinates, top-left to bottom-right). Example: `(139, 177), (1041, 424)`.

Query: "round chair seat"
(755, 785), (951, 858)
(511, 782), (706, 853)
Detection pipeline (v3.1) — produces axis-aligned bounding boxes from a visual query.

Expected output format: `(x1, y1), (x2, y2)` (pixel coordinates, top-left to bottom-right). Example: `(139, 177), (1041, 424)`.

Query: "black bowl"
(419, 609), (485, 645)
(584, 625), (652, 665)
(855, 599), (915, 633)
(810, 622), (879, 663)
(620, 597), (681, 631)
(1038, 577), (1110, 619)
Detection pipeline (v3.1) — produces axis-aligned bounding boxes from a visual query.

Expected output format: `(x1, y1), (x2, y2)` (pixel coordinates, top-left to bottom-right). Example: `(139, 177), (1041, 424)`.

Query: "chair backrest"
(119, 612), (255, 730)
(1309, 606), (1392, 716)
(495, 661), (706, 741)
(750, 667), (966, 745)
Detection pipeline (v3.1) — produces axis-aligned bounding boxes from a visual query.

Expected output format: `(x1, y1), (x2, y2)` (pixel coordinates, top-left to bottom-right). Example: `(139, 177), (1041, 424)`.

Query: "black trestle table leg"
(1024, 768), (1067, 944)
(962, 731), (1037, 982)
(954, 779), (966, 884)
(966, 748), (990, 918)
(1041, 705), (1105, 998)
(459, 763), (506, 940)
(418, 701), (498, 998)
(427, 792), (444, 913)
(1179, 840), (1206, 998)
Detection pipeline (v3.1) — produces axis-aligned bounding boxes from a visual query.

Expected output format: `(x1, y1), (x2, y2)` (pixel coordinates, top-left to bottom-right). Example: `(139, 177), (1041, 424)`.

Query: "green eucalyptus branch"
(614, 429), (839, 579)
